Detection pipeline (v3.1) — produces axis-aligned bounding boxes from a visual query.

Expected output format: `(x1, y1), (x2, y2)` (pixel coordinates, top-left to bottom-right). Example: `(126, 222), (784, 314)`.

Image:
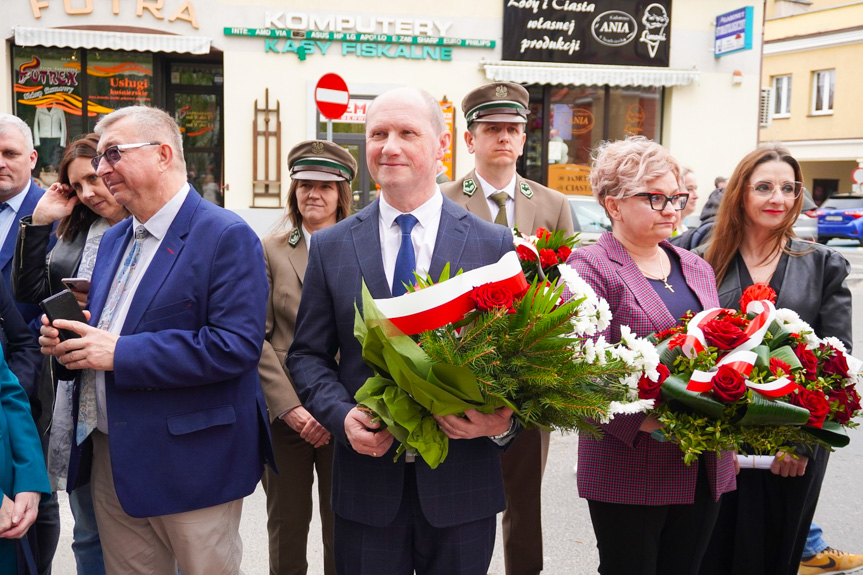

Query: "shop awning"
(481, 60), (699, 88)
(13, 26), (212, 55)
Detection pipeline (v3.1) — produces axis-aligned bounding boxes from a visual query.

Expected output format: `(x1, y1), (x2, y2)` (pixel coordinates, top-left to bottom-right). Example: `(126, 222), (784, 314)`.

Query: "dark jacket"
(11, 216), (89, 436)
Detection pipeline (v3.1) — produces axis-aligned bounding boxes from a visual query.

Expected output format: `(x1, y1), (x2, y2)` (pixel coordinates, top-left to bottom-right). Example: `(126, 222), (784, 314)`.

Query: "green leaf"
(802, 420), (850, 448)
(769, 345), (803, 371)
(734, 393), (810, 426)
(767, 320), (793, 350)
(751, 345), (770, 369)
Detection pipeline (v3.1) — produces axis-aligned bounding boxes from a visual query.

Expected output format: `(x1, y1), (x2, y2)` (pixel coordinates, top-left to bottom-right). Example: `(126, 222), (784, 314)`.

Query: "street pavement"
(51, 247), (863, 574)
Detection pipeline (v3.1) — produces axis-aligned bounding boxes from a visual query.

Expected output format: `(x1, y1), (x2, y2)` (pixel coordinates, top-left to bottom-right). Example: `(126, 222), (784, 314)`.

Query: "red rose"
(789, 387), (830, 428)
(794, 343), (818, 381)
(769, 358), (792, 377)
(637, 364), (670, 401)
(711, 365), (747, 402)
(740, 283), (777, 311)
(470, 284), (516, 313)
(535, 227), (551, 240)
(516, 244), (537, 262)
(557, 245), (572, 261)
(702, 318), (748, 350)
(820, 344), (850, 378)
(827, 386), (862, 425)
(539, 248), (559, 269)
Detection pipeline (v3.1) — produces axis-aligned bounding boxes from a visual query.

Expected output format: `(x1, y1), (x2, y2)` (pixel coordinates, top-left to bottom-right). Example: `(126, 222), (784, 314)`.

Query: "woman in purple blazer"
(565, 136), (737, 575)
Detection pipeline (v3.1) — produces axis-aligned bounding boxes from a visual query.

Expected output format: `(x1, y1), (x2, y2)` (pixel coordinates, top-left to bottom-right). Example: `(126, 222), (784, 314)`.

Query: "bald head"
(367, 88), (445, 137)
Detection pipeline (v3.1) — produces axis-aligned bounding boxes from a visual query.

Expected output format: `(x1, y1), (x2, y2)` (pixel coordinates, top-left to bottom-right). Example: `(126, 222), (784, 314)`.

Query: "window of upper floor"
(772, 75), (792, 118)
(811, 69), (834, 116)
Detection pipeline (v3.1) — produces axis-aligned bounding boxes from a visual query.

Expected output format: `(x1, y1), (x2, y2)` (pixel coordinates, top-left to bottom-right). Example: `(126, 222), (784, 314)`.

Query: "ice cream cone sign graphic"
(640, 3), (669, 58)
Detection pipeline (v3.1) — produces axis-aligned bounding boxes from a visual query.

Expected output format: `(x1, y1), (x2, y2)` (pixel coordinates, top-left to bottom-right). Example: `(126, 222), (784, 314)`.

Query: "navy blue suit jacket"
(0, 180), (55, 325)
(288, 195), (514, 528)
(69, 190), (274, 518)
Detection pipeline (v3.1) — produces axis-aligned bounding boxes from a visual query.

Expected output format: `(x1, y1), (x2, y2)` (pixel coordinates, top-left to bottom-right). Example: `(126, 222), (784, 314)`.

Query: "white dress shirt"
(378, 189), (443, 291)
(477, 171), (517, 229)
(0, 184), (30, 247)
(95, 184), (190, 433)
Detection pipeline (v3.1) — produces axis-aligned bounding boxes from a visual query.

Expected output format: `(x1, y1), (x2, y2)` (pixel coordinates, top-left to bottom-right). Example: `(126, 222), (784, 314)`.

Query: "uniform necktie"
(0, 203), (9, 213)
(392, 214), (418, 297)
(76, 226), (149, 444)
(491, 192), (509, 226)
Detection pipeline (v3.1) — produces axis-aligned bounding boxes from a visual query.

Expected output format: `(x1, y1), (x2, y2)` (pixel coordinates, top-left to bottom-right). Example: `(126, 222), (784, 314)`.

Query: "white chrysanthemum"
(773, 308), (812, 335)
(822, 336), (847, 354)
(804, 332), (820, 348)
(610, 399), (655, 415)
(595, 299), (612, 332)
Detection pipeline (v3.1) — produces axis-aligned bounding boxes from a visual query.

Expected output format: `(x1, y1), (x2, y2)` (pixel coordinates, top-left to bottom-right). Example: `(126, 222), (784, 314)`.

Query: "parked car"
(815, 194), (863, 245)
(568, 196), (611, 246)
(792, 189), (819, 242)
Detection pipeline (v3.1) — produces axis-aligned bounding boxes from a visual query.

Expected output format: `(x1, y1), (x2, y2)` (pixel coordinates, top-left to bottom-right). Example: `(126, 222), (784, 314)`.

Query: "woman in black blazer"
(12, 133), (128, 575)
(700, 143), (852, 575)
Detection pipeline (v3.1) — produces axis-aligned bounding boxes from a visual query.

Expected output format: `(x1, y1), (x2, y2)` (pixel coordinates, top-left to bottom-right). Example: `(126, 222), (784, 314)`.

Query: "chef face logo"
(640, 3), (670, 58)
(591, 11), (638, 47)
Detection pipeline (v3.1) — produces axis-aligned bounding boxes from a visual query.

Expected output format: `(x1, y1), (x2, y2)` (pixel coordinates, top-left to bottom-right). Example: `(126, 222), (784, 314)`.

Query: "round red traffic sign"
(853, 167), (863, 185)
(315, 73), (350, 120)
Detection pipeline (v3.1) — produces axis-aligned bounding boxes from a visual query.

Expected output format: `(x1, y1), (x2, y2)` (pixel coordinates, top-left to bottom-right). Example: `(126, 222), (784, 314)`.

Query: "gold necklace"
(640, 250), (674, 292)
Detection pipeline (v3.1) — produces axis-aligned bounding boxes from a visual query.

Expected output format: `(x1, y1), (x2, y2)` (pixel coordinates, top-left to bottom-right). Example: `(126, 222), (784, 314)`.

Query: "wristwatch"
(489, 418), (516, 441)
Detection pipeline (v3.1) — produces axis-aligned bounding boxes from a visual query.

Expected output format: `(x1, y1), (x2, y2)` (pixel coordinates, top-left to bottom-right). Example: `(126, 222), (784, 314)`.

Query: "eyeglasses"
(91, 142), (160, 171)
(749, 180), (803, 198)
(631, 193), (690, 211)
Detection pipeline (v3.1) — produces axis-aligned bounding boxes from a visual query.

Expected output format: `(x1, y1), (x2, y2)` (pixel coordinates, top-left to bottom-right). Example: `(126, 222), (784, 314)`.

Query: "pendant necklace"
(641, 250), (674, 292)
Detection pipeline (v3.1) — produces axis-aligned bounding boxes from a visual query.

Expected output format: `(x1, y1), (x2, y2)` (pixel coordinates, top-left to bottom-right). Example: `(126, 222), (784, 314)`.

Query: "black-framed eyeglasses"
(749, 180), (803, 198)
(631, 193), (690, 211)
(91, 142), (160, 171)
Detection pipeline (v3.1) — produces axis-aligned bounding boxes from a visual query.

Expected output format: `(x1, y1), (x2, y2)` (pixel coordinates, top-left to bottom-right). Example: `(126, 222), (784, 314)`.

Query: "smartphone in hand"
(40, 290), (88, 341)
(61, 277), (91, 293)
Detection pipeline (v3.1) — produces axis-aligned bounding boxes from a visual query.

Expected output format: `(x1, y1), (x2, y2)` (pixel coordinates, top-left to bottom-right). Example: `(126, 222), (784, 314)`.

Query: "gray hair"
(95, 106), (185, 168)
(0, 114), (35, 152)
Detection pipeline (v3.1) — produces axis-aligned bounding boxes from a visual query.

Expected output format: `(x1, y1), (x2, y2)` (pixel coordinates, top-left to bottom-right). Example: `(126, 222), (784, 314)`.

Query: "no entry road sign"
(315, 73), (350, 120)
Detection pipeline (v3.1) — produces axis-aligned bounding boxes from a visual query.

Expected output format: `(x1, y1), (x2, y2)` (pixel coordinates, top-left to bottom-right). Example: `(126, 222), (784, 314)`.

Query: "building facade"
(760, 0), (863, 204)
(2, 1), (764, 232)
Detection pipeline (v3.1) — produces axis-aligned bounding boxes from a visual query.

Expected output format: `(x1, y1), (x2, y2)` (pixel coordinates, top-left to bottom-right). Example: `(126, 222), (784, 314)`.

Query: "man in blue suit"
(288, 88), (518, 575)
(40, 106), (272, 574)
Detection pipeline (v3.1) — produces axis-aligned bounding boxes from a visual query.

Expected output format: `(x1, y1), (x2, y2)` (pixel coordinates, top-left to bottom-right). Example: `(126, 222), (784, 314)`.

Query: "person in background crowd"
(12, 133), (130, 575)
(435, 159), (450, 184)
(38, 105), (273, 575)
(673, 166), (699, 235)
(699, 176), (728, 225)
(565, 136), (737, 575)
(441, 80), (574, 575)
(288, 87), (518, 575)
(259, 140), (356, 575)
(0, 349), (50, 574)
(700, 143), (861, 575)
(0, 113), (59, 575)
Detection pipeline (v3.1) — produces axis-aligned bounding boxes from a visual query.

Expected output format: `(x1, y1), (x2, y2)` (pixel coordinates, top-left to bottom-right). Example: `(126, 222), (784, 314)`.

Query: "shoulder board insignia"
(288, 228), (301, 247)
(520, 182), (533, 199)
(463, 178), (477, 197)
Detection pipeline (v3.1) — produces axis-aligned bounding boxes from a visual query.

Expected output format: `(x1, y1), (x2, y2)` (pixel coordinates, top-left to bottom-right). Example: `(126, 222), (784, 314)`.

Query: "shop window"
(772, 75), (791, 118)
(811, 69), (834, 115)
(86, 51), (154, 122)
(12, 46), (86, 183)
(528, 85), (661, 195)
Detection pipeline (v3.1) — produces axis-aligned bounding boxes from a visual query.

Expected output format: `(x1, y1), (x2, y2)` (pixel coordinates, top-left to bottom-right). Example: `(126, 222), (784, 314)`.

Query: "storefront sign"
(548, 163), (592, 196)
(440, 100), (455, 180)
(225, 27), (493, 61)
(28, 0), (199, 29)
(714, 6), (753, 57)
(264, 12), (452, 37)
(503, 0), (671, 66)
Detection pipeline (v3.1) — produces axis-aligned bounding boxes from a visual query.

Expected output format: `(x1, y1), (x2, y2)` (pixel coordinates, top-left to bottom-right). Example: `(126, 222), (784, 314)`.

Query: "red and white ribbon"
(373, 251), (529, 336)
(682, 300), (797, 397)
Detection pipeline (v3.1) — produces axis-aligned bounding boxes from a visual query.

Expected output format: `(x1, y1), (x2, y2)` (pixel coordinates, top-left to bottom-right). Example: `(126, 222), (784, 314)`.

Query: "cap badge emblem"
(495, 85), (508, 99)
(311, 141), (325, 155)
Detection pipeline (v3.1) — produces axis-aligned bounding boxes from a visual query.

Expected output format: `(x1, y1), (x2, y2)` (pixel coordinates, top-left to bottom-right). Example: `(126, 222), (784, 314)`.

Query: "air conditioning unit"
(759, 87), (773, 128)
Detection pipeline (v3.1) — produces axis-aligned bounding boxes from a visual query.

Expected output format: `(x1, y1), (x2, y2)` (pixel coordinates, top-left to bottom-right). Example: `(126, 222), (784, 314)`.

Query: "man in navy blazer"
(40, 106), (272, 574)
(288, 88), (517, 575)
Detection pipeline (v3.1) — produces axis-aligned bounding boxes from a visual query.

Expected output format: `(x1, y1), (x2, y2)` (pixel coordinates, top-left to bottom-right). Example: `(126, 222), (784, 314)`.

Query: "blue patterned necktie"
(76, 226), (149, 444)
(392, 214), (418, 297)
(0, 203), (9, 213)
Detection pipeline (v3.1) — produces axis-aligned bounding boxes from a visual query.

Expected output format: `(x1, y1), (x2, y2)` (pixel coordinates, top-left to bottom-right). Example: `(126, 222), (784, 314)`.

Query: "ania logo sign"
(591, 11), (637, 47)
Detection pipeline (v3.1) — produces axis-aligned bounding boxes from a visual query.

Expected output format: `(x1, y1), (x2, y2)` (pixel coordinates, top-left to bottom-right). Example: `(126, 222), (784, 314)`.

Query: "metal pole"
(327, 119), (333, 142)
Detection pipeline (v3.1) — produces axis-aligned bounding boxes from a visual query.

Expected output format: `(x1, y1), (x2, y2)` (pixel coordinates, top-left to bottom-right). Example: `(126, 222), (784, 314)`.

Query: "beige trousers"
(91, 431), (245, 575)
